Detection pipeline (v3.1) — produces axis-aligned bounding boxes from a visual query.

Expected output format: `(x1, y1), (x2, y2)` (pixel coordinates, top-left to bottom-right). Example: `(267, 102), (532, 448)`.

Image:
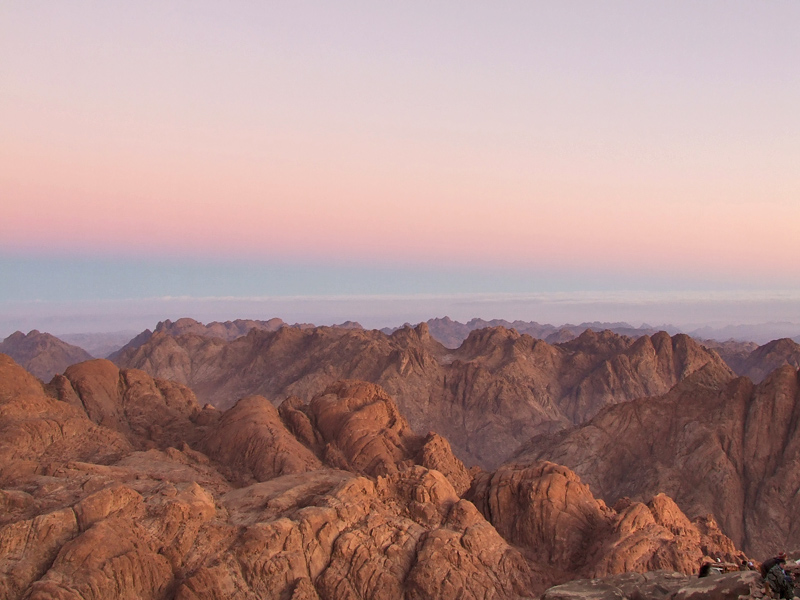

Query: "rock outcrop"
(734, 338), (800, 383)
(0, 353), (749, 599)
(540, 570), (763, 600)
(518, 362), (800, 557)
(114, 323), (729, 468)
(0, 330), (92, 381)
(467, 462), (741, 586)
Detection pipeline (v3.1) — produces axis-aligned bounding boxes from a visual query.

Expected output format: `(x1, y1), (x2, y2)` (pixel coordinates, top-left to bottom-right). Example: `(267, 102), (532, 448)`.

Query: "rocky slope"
(0, 353), (745, 599)
(700, 339), (760, 375)
(467, 462), (740, 582)
(0, 330), (93, 381)
(733, 338), (800, 383)
(516, 362), (800, 557)
(113, 323), (731, 468)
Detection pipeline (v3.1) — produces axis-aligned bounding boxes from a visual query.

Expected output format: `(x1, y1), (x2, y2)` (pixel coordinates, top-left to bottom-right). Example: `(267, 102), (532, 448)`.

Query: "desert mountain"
(700, 339), (759, 374)
(516, 362), (800, 557)
(0, 353), (745, 599)
(113, 322), (731, 468)
(0, 330), (93, 381)
(384, 316), (677, 349)
(107, 317), (364, 361)
(732, 338), (800, 383)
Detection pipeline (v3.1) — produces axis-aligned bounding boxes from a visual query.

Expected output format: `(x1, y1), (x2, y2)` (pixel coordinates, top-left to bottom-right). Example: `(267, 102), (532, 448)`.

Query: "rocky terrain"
(731, 338), (800, 383)
(0, 352), (751, 599)
(0, 330), (93, 381)
(385, 317), (675, 349)
(540, 570), (766, 600)
(517, 361), (800, 557)
(112, 322), (729, 468)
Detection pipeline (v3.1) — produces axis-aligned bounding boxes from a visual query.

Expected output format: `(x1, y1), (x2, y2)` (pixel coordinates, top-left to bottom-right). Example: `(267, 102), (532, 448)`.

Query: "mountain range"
(0, 353), (753, 599)
(109, 323), (730, 468)
(2, 315), (800, 598)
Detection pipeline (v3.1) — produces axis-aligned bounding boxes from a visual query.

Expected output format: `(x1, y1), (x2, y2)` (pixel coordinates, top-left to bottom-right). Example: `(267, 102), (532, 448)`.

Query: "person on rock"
(761, 552), (794, 599)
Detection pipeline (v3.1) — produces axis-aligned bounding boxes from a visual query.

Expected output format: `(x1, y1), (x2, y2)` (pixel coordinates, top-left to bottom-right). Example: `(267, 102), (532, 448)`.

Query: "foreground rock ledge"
(540, 570), (764, 600)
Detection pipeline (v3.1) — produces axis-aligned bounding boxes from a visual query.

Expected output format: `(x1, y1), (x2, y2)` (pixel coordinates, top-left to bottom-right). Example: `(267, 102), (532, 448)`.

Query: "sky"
(1, 2), (799, 336)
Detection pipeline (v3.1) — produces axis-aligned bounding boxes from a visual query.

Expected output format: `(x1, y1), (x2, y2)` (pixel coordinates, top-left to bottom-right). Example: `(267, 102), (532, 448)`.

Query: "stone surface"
(467, 462), (742, 585)
(1, 352), (756, 599)
(518, 362), (800, 557)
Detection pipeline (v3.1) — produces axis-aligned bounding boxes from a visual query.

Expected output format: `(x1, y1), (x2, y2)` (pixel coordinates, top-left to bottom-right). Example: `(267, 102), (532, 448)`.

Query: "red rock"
(468, 462), (742, 584)
(519, 363), (800, 557)
(200, 394), (322, 483)
(114, 325), (728, 468)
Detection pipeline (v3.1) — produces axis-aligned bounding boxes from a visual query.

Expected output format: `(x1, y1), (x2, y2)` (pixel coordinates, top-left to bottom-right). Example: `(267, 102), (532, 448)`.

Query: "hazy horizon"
(3, 2), (799, 337)
(3, 289), (800, 345)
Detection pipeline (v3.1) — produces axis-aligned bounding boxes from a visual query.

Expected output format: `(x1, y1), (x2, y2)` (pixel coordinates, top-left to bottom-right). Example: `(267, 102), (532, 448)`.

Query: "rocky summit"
(0, 352), (751, 599)
(0, 330), (93, 382)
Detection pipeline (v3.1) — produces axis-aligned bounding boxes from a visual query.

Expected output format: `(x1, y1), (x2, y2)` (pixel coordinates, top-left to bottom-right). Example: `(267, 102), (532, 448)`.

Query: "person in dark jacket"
(762, 552), (794, 599)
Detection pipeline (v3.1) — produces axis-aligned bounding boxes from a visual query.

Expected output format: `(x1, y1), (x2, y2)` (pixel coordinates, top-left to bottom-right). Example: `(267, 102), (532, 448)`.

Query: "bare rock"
(518, 363), (800, 557)
(113, 324), (728, 468)
(201, 394), (322, 483)
(308, 380), (424, 477)
(468, 462), (741, 585)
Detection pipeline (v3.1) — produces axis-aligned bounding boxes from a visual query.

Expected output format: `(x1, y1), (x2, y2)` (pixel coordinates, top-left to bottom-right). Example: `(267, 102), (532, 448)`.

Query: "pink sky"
(2, 1), (800, 301)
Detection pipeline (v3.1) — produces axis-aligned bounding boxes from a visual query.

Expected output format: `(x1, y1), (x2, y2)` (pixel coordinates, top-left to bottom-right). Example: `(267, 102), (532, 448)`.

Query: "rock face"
(518, 362), (800, 557)
(699, 339), (759, 375)
(467, 462), (741, 586)
(733, 338), (800, 383)
(0, 330), (93, 381)
(114, 323), (729, 468)
(0, 353), (746, 599)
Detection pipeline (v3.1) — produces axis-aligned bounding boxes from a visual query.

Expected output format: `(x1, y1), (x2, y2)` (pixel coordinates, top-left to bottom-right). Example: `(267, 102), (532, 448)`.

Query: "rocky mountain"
(107, 317), (363, 361)
(385, 316), (676, 349)
(733, 338), (800, 383)
(0, 330), (93, 381)
(113, 322), (731, 468)
(516, 362), (800, 557)
(107, 317), (292, 360)
(700, 337), (800, 383)
(700, 339), (759, 374)
(0, 353), (745, 599)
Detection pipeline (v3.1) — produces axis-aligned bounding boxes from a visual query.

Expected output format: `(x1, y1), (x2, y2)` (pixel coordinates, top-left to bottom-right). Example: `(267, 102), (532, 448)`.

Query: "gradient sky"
(2, 2), (799, 333)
